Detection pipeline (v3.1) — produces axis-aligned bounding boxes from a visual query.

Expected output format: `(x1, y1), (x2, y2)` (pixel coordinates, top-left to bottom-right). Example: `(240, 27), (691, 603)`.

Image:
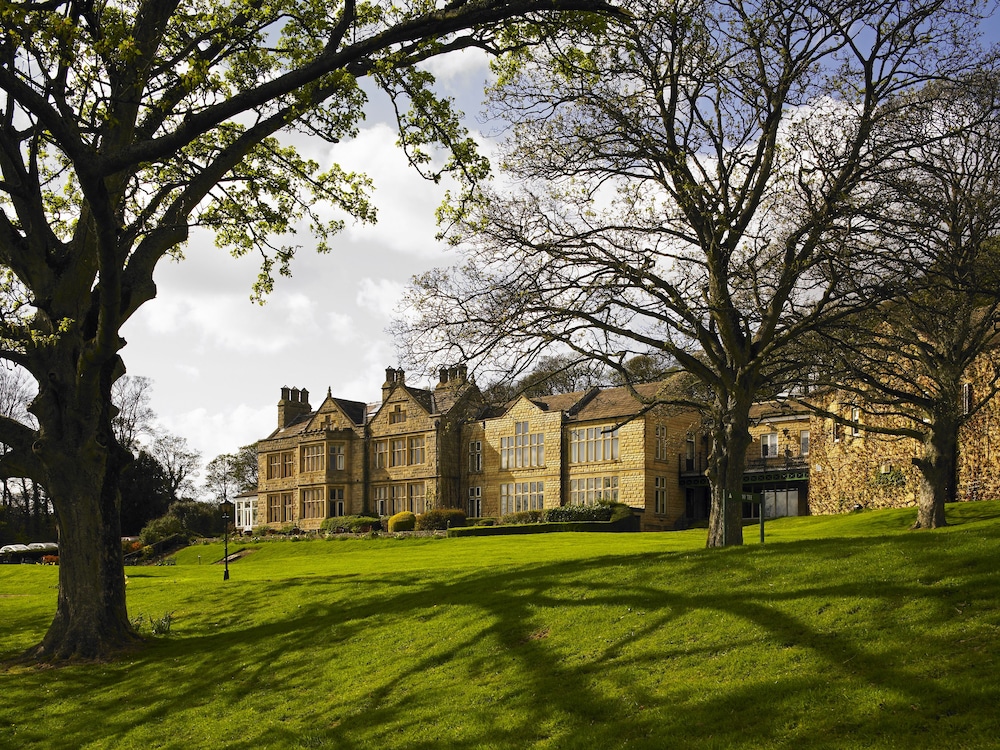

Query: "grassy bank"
(2, 502), (999, 749)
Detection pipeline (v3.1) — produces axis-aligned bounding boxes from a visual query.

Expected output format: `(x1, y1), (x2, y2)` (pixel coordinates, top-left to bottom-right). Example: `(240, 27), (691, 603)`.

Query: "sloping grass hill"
(2, 501), (999, 749)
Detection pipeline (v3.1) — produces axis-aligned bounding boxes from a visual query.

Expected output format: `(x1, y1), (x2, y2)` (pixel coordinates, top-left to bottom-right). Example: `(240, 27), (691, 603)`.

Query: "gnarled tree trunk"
(22, 346), (140, 662)
(706, 391), (755, 548)
(912, 417), (959, 530)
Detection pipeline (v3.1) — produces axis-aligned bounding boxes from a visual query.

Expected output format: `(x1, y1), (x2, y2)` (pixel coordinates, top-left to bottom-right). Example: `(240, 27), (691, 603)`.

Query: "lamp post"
(222, 503), (230, 581)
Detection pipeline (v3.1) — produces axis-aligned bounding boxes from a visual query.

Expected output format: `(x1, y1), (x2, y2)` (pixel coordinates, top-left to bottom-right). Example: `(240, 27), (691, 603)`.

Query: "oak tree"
(0, 0), (617, 661)
(399, 0), (988, 546)
(807, 73), (1000, 529)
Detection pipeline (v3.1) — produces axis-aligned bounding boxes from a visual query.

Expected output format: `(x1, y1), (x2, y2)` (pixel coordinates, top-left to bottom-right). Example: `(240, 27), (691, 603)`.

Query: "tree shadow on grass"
(2, 529), (999, 749)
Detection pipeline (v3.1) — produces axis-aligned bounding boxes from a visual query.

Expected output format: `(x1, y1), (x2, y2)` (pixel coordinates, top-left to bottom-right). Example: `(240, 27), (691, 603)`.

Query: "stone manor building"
(255, 367), (700, 532)
(253, 365), (999, 533)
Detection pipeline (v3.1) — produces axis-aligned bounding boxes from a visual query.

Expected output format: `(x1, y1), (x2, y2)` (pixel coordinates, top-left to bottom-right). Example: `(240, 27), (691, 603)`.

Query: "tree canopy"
(0, 0), (619, 661)
(803, 72), (1000, 529)
(398, 0), (992, 547)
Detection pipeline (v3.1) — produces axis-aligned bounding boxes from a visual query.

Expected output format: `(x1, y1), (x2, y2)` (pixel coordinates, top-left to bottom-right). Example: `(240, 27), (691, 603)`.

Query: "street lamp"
(221, 503), (230, 581)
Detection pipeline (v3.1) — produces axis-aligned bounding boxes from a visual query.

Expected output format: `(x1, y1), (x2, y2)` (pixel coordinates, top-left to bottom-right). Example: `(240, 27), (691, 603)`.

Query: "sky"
(121, 16), (1000, 482)
(121, 50), (497, 473)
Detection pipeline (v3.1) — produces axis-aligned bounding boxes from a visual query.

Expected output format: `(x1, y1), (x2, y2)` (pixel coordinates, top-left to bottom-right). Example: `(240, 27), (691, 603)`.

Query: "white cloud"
(325, 123), (475, 260)
(174, 363), (200, 380)
(326, 311), (358, 344)
(420, 47), (492, 89)
(356, 277), (407, 320)
(160, 402), (274, 467)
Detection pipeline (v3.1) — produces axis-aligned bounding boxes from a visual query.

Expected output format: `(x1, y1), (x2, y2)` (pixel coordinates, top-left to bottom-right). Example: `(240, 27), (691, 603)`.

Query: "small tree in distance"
(149, 433), (202, 503)
(204, 453), (239, 507)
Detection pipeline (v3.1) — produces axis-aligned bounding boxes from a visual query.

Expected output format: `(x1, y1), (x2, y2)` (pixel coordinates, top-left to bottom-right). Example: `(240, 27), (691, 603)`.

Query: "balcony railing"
(745, 453), (809, 473)
(680, 451), (809, 476)
(679, 453), (708, 475)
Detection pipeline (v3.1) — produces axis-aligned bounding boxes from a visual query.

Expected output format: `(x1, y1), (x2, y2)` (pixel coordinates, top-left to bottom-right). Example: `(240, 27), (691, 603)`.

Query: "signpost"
(738, 492), (764, 544)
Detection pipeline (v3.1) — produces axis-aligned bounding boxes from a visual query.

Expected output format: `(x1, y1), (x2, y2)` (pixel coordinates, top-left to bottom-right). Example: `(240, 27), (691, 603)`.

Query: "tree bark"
(912, 419), (958, 530)
(706, 392), (755, 547)
(29, 470), (139, 661)
(19, 351), (141, 662)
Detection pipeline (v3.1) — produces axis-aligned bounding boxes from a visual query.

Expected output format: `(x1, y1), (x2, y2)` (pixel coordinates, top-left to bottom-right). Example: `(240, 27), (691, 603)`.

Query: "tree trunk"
(29, 468), (139, 661)
(706, 393), (755, 548)
(912, 421), (958, 530)
(22, 355), (141, 662)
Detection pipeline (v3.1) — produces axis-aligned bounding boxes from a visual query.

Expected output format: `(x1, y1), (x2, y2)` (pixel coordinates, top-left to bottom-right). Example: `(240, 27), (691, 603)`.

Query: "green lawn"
(2, 502), (1000, 749)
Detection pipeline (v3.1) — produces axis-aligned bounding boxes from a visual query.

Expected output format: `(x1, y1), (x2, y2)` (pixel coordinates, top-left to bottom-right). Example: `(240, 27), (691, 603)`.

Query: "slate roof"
(571, 382), (665, 423)
(508, 381), (672, 423)
(264, 395), (367, 440)
(749, 400), (812, 422)
(332, 398), (368, 426)
(432, 382), (476, 415)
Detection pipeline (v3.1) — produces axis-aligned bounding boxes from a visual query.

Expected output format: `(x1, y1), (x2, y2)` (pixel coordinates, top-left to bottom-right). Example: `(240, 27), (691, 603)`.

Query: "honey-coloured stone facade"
(254, 371), (703, 532)
(253, 365), (997, 533)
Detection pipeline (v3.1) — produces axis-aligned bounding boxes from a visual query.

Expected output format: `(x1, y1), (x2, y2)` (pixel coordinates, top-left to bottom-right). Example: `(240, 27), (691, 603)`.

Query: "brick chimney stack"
(382, 367), (405, 401)
(435, 364), (468, 391)
(278, 385), (311, 429)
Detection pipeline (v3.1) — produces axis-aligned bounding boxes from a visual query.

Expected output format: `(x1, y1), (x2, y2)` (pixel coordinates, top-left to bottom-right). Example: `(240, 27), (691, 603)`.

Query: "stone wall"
(806, 398), (921, 515)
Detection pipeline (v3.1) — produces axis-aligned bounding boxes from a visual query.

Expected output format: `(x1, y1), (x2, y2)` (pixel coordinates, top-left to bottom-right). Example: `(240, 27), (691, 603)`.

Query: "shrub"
(500, 510), (544, 525)
(475, 518), (496, 526)
(122, 539), (143, 555)
(320, 515), (382, 533)
(139, 514), (184, 546)
(168, 499), (223, 537)
(387, 511), (416, 532)
(543, 504), (614, 523)
(607, 502), (635, 523)
(416, 508), (467, 530)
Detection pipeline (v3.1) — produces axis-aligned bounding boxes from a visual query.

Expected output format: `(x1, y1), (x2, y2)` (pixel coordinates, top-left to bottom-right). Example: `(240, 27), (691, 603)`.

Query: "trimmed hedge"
(415, 508), (467, 530)
(448, 515), (638, 538)
(320, 515), (382, 533)
(500, 510), (544, 525)
(543, 504), (614, 522)
(387, 511), (416, 532)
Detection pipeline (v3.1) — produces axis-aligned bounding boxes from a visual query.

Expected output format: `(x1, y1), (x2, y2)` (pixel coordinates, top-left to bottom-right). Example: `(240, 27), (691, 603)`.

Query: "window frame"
(654, 476), (668, 514)
(761, 432), (779, 458)
(374, 440), (388, 469)
(570, 426), (620, 464)
(301, 487), (326, 519)
(468, 486), (482, 517)
(329, 443), (345, 471)
(408, 436), (425, 465)
(569, 476), (619, 505)
(654, 424), (668, 461)
(469, 440), (483, 473)
(390, 438), (407, 467)
(301, 444), (324, 473)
